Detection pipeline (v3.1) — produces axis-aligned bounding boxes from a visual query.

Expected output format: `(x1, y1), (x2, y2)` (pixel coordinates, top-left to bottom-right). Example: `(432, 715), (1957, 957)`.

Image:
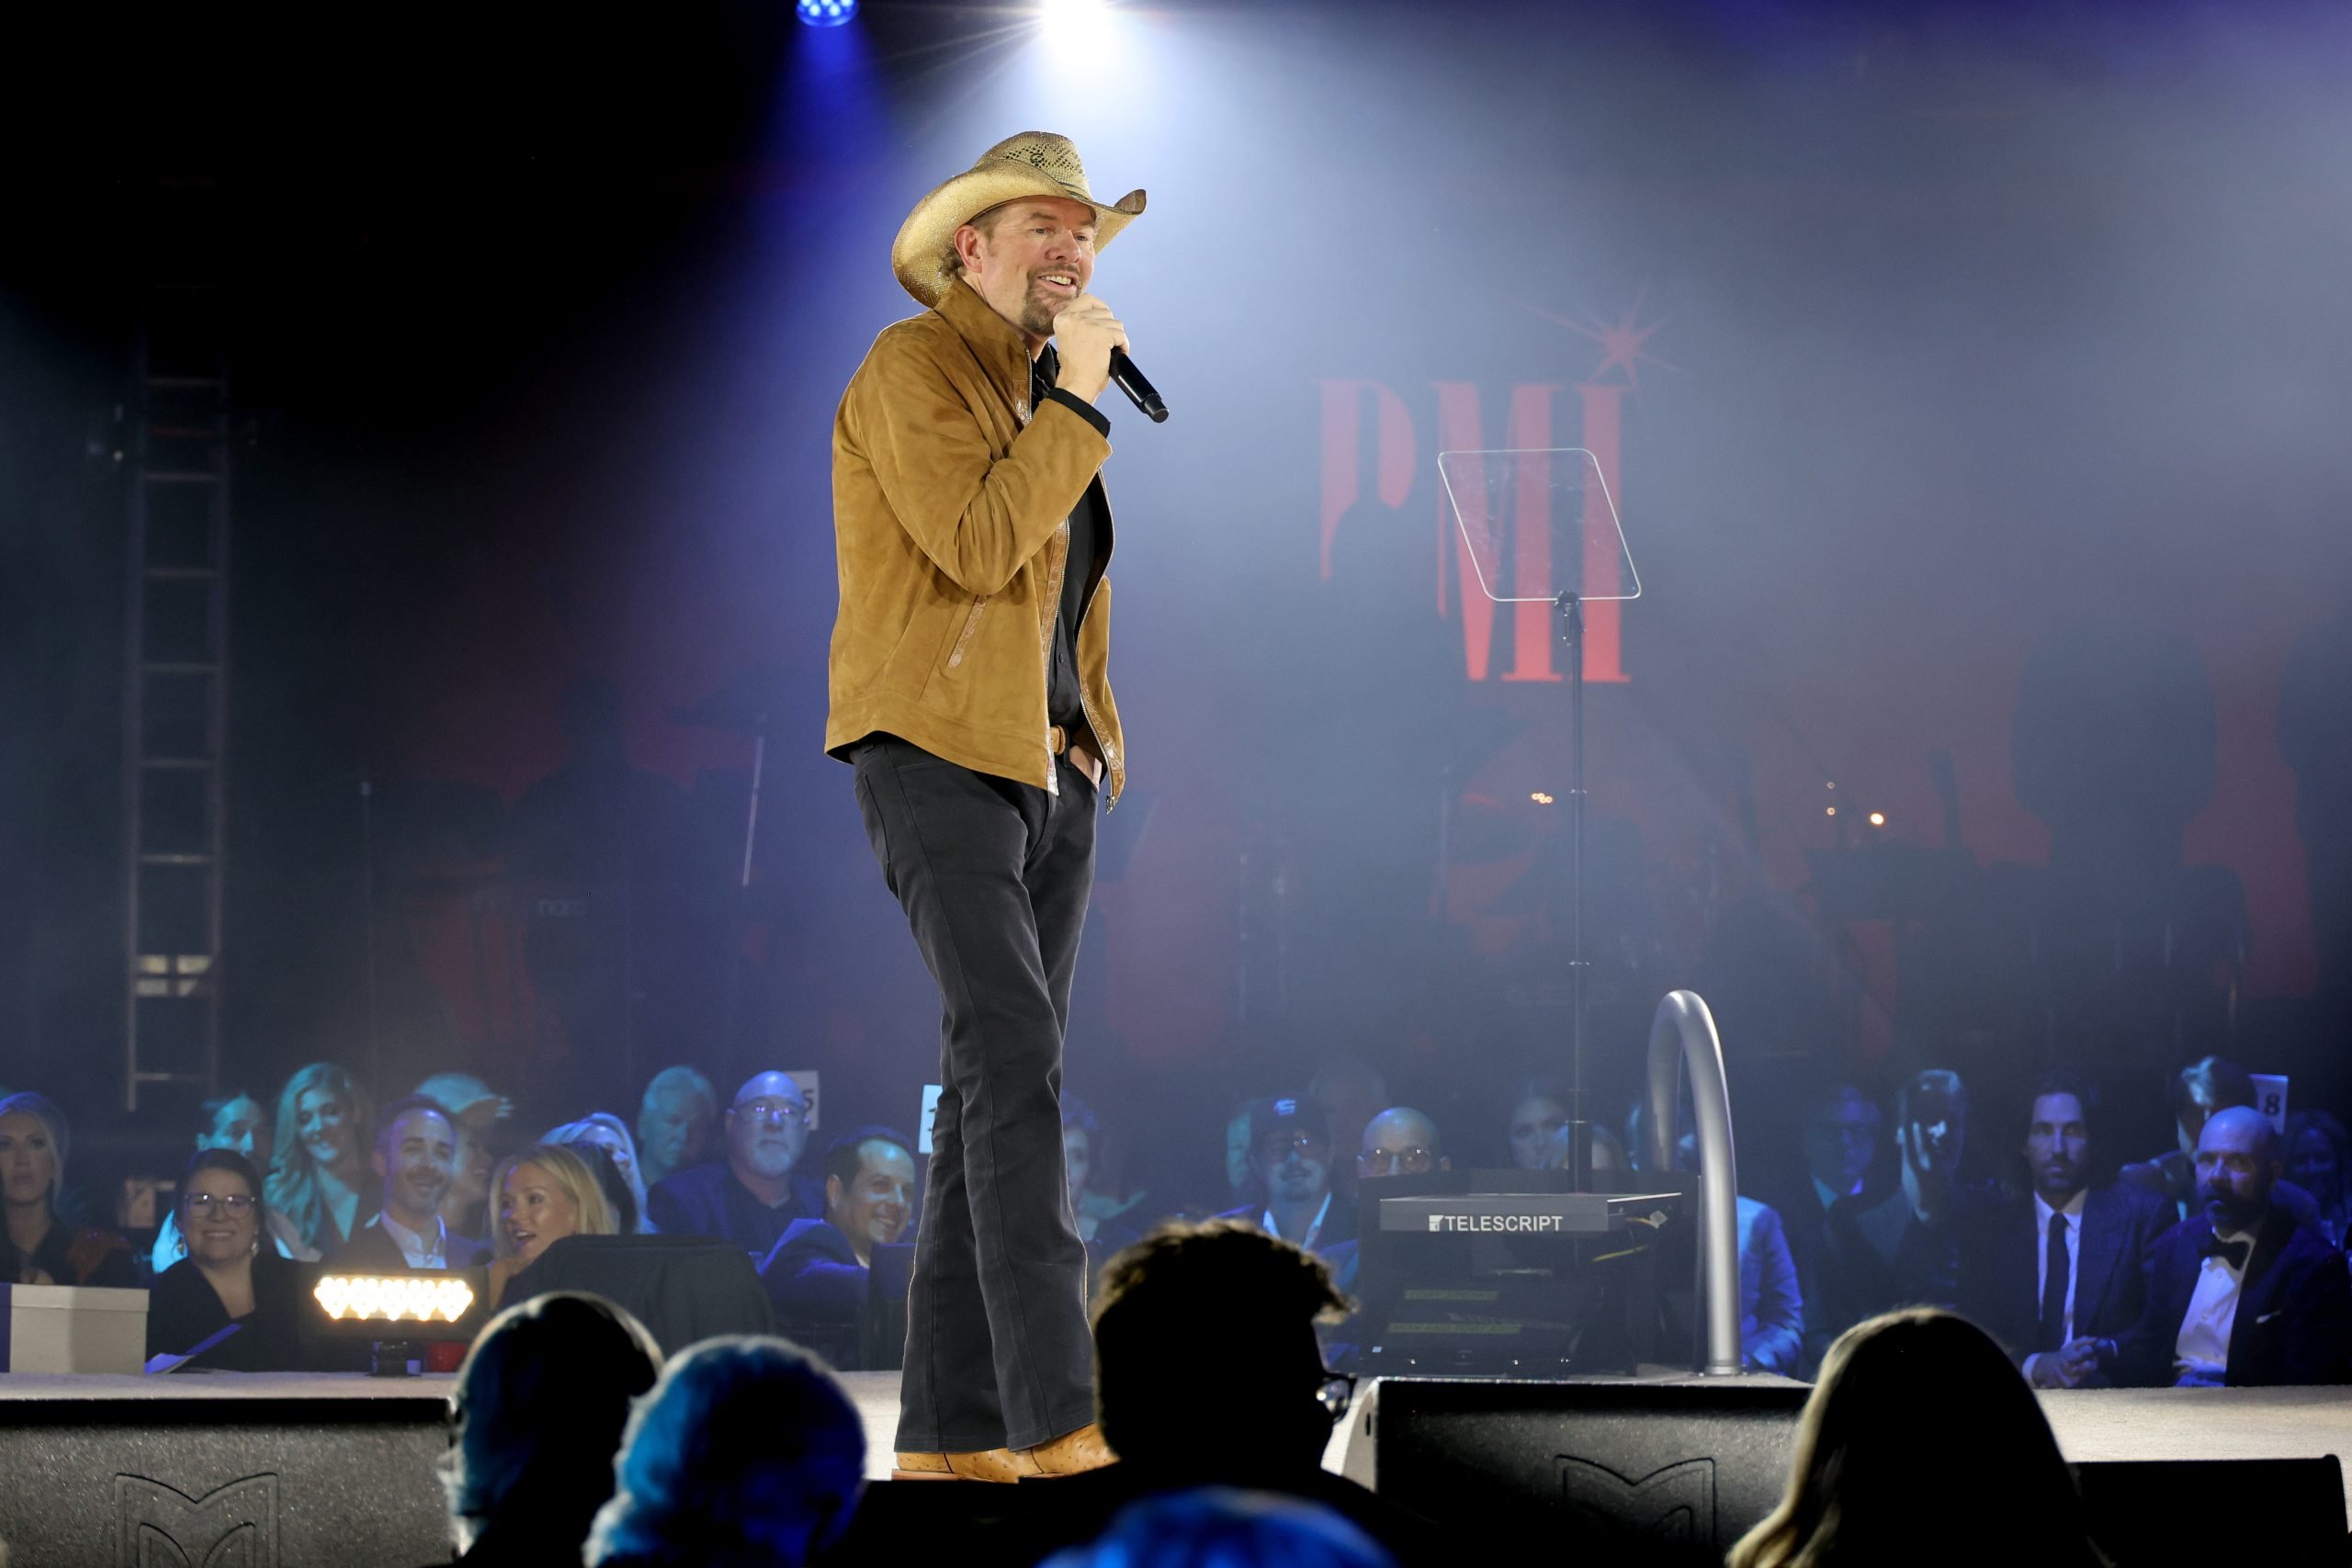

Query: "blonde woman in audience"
(485, 1144), (616, 1309)
(1729, 1308), (2106, 1568)
(265, 1063), (373, 1260)
(548, 1113), (655, 1233)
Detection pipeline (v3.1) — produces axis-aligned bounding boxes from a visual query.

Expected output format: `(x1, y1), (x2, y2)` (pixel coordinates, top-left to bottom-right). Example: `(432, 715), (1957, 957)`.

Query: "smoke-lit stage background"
(6, 0), (2352, 1200)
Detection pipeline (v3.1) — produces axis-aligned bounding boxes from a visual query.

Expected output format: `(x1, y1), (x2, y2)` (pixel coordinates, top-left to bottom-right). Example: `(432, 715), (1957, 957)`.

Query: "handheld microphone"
(1109, 347), (1169, 423)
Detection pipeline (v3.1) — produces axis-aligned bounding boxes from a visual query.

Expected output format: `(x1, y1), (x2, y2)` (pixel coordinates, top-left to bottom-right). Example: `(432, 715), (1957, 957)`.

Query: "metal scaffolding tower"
(121, 178), (232, 1112)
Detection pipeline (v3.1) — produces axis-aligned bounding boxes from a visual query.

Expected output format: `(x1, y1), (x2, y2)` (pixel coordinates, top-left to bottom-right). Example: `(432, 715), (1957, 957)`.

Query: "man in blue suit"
(1957, 1073), (2169, 1386)
(2101, 1106), (2352, 1388)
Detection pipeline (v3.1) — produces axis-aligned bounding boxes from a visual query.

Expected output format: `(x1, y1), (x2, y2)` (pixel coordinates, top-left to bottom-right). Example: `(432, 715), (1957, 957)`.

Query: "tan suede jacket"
(826, 279), (1125, 804)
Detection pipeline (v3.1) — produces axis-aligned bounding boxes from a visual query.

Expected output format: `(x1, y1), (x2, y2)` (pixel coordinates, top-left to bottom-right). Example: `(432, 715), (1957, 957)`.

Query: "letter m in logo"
(1555, 1455), (1716, 1548)
(116, 1473), (277, 1567)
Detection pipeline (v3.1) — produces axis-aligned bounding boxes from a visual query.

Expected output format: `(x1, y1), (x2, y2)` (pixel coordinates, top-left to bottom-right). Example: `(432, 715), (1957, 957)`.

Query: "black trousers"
(852, 734), (1098, 1453)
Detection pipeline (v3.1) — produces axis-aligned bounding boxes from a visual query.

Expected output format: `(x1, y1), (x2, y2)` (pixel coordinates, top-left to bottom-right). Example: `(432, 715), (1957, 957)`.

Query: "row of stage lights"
(798, 0), (1105, 26)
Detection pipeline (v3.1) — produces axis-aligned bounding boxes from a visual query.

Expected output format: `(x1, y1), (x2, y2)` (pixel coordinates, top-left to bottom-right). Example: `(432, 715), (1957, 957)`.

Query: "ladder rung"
(130, 1071), (212, 1085)
(142, 661), (220, 675)
(139, 853), (216, 866)
(144, 565), (219, 579)
(149, 426), (227, 439)
(146, 376), (226, 389)
(140, 756), (212, 770)
(142, 471), (222, 484)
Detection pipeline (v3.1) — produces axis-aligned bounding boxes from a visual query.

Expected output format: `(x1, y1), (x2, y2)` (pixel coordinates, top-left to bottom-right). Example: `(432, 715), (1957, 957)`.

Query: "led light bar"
(313, 1273), (477, 1324)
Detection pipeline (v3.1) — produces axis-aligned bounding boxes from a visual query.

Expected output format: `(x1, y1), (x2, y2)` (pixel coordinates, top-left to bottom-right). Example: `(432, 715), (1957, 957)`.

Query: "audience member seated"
(1504, 1077), (1626, 1179)
(2121, 1055), (2320, 1229)
(486, 1144), (618, 1309)
(1727, 1308), (2105, 1568)
(571, 1142), (644, 1235)
(550, 1114), (654, 1233)
(1956, 1072), (2168, 1387)
(1769, 1086), (1882, 1363)
(266, 1062), (375, 1260)
(760, 1126), (915, 1369)
(1308, 1056), (1388, 1200)
(1223, 1098), (1262, 1211)
(418, 1072), (514, 1243)
(1065, 1095), (1144, 1266)
(2108, 1106), (2352, 1387)
(1043, 1489), (1396, 1568)
(439, 1292), (663, 1567)
(636, 1066), (719, 1190)
(1755, 1081), (1883, 1371)
(146, 1149), (329, 1371)
(1627, 1100), (1805, 1375)
(586, 1337), (865, 1568)
(1356, 1107), (1447, 1179)
(2286, 1108), (2349, 1247)
(1219, 1098), (1357, 1266)
(339, 1094), (490, 1272)
(1818, 1069), (1990, 1337)
(0, 1091), (137, 1287)
(1506, 1078), (1571, 1171)
(647, 1071), (822, 1258)
(152, 1090), (306, 1270)
(1026, 1221), (1435, 1565)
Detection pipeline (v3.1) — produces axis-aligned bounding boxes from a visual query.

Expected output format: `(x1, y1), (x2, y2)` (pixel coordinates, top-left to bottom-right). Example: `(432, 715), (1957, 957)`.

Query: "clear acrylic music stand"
(1438, 447), (1641, 1191)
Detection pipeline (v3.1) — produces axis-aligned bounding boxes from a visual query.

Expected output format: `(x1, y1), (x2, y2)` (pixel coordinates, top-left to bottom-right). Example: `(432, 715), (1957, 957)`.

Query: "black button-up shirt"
(1032, 344), (1109, 732)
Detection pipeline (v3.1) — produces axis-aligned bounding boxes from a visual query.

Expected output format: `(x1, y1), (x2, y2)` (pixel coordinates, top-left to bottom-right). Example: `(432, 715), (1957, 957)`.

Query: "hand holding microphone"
(1052, 293), (1168, 423)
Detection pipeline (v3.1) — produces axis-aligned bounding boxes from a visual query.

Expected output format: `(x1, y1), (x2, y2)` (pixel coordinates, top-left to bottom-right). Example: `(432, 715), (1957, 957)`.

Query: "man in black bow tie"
(2101, 1106), (2352, 1387)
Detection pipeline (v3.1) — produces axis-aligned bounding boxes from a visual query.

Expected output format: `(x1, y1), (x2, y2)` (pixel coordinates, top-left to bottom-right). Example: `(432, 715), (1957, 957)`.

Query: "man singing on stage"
(826, 132), (1143, 1481)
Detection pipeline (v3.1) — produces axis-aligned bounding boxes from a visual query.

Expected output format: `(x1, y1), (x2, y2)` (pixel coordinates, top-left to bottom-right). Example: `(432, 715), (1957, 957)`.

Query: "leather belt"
(1049, 725), (1104, 788)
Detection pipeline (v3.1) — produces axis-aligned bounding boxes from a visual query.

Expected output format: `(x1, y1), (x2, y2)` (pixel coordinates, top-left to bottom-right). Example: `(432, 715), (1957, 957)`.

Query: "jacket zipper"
(1070, 485), (1120, 809)
(1038, 524), (1069, 795)
(946, 596), (989, 668)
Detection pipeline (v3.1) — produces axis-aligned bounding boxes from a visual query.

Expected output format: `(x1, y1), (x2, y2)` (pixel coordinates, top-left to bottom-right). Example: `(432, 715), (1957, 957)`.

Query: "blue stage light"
(797, 0), (856, 26)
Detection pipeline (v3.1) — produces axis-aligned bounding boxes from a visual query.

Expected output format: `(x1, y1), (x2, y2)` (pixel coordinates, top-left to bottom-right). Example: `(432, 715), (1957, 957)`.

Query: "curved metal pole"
(1646, 989), (1743, 1376)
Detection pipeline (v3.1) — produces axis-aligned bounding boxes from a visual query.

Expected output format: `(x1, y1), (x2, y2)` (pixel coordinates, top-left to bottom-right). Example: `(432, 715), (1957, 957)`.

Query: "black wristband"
(1043, 385), (1111, 439)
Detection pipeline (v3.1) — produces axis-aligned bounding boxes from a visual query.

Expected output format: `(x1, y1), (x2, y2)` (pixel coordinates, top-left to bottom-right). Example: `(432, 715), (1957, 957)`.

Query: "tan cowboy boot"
(1019, 1421), (1116, 1478)
(891, 1447), (1038, 1483)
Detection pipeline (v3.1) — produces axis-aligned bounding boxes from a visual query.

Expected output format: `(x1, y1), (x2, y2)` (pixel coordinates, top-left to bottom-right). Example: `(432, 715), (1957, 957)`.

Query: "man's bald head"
(1358, 1107), (1447, 1179)
(726, 1071), (811, 1184)
(2201, 1105), (2281, 1163)
(2196, 1105), (2283, 1231)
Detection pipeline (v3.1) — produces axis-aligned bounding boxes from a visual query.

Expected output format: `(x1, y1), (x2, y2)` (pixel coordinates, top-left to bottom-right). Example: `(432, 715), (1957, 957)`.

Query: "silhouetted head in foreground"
(443, 1292), (663, 1558)
(588, 1336), (865, 1568)
(1042, 1487), (1394, 1568)
(1093, 1220), (1351, 1479)
(1729, 1309), (2105, 1568)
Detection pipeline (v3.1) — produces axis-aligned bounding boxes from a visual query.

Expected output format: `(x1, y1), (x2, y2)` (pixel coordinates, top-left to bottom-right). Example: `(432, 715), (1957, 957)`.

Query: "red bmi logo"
(1317, 300), (1669, 684)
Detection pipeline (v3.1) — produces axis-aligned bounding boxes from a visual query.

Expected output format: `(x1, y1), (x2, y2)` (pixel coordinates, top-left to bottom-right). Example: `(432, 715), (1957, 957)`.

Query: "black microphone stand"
(1558, 592), (1592, 1191)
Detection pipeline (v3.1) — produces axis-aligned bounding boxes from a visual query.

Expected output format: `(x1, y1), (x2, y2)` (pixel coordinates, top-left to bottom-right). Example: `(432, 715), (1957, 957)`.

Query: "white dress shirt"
(378, 1210), (450, 1270)
(2174, 1226), (2253, 1386)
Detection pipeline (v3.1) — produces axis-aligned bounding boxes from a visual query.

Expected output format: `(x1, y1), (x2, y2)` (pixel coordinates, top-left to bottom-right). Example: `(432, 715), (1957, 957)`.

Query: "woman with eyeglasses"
(147, 1148), (326, 1371)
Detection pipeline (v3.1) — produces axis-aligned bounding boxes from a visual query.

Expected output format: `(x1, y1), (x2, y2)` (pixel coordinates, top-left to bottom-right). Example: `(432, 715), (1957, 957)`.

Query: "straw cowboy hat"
(892, 131), (1146, 307)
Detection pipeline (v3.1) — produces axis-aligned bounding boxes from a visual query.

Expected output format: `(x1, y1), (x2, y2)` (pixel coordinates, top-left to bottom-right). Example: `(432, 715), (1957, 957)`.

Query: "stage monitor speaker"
(0, 1384), (451, 1567)
(1365, 1378), (2349, 1565)
(1367, 1376), (1804, 1562)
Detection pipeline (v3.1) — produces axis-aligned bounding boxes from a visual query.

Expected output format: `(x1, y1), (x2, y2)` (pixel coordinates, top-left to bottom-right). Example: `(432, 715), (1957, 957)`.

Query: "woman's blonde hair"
(1728, 1308), (2105, 1568)
(488, 1144), (617, 1258)
(265, 1063), (373, 1256)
